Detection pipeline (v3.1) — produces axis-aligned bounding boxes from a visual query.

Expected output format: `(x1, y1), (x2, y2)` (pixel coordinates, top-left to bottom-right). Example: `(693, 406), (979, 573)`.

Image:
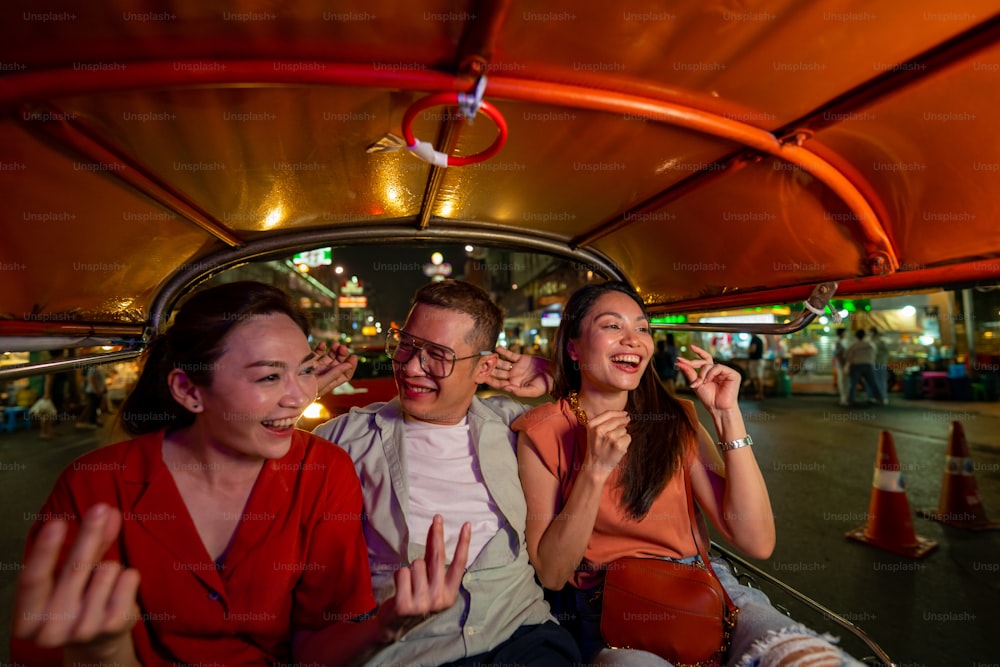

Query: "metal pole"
(0, 348), (143, 383)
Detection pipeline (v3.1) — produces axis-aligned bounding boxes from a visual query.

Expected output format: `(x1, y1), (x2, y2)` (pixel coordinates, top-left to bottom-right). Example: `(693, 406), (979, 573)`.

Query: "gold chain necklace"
(567, 390), (588, 426)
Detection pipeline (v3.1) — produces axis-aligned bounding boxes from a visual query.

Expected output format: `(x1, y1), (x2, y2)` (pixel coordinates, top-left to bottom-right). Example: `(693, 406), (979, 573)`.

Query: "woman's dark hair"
(552, 281), (697, 520)
(118, 281), (310, 436)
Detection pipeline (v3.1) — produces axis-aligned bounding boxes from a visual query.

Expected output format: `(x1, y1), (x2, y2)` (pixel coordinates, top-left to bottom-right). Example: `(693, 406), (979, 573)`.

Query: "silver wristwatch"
(717, 434), (753, 452)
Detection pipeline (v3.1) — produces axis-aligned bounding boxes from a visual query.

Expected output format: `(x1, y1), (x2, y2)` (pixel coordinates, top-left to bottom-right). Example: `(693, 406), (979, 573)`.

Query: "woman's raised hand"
(486, 346), (554, 398)
(376, 515), (471, 642)
(676, 344), (741, 411)
(583, 410), (631, 478)
(313, 341), (359, 396)
(13, 504), (140, 658)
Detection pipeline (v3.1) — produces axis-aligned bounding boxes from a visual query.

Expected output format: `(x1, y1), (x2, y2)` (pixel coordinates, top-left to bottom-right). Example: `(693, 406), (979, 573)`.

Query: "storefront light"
(839, 310), (849, 319)
(901, 305), (916, 316)
(819, 316), (828, 325)
(302, 402), (329, 420)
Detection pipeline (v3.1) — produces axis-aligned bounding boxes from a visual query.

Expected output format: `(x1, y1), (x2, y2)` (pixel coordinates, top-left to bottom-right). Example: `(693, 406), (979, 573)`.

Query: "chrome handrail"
(0, 347), (143, 382)
(711, 542), (895, 667)
(650, 282), (839, 334)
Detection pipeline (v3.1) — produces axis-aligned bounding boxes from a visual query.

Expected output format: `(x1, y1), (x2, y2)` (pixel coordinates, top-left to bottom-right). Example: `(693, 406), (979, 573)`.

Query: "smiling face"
(393, 303), (495, 425)
(174, 312), (318, 461)
(568, 291), (654, 397)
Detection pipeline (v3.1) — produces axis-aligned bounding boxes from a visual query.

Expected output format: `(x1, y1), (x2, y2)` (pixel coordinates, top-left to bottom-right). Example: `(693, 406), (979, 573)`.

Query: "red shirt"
(12, 429), (376, 666)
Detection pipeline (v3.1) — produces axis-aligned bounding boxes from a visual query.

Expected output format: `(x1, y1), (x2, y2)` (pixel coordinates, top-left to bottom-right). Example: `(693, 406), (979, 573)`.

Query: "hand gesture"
(582, 410), (631, 478)
(676, 344), (741, 412)
(484, 346), (554, 397)
(13, 504), (140, 657)
(313, 341), (359, 396)
(375, 515), (471, 642)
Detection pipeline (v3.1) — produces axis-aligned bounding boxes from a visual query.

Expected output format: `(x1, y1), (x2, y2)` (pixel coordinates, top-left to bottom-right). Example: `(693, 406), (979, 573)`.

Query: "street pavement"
(1, 392), (998, 666)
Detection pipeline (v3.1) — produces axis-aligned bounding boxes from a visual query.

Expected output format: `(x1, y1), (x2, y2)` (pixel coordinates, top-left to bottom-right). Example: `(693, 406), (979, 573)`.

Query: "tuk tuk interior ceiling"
(1, 0), (999, 331)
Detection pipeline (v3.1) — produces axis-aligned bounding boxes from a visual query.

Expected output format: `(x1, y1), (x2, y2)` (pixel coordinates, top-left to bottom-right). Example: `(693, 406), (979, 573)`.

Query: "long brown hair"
(552, 281), (697, 520)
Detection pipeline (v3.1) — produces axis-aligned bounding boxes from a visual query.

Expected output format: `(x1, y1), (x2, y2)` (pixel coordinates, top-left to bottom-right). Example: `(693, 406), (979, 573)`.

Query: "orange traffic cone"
(846, 430), (938, 558)
(919, 421), (1000, 530)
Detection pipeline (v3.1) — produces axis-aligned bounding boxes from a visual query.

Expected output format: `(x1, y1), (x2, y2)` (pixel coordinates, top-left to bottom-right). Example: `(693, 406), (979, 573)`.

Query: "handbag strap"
(681, 463), (738, 616)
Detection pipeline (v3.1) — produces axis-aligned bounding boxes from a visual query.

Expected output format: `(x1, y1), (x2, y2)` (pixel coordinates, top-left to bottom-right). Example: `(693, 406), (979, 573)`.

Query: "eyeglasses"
(386, 328), (492, 379)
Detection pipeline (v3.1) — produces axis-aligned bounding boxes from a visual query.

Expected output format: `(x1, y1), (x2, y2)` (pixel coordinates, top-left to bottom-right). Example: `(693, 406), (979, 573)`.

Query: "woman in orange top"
(513, 281), (861, 666)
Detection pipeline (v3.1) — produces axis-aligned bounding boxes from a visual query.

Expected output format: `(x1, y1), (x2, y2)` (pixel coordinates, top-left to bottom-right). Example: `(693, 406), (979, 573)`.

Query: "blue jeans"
(848, 363), (884, 404)
(874, 365), (889, 399)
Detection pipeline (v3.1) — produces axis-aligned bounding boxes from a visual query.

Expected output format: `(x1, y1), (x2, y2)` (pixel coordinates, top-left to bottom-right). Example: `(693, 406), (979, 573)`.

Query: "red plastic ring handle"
(402, 92), (508, 167)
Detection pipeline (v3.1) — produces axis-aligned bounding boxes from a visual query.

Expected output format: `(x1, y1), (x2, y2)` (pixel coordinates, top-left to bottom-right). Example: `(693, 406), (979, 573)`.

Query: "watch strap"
(717, 434), (753, 451)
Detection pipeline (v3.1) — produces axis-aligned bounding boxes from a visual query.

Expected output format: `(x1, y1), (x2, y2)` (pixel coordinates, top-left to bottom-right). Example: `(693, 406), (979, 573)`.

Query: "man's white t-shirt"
(403, 416), (504, 562)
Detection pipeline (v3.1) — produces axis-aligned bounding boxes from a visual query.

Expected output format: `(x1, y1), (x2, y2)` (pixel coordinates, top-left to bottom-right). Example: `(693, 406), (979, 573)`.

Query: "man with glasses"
(313, 280), (578, 667)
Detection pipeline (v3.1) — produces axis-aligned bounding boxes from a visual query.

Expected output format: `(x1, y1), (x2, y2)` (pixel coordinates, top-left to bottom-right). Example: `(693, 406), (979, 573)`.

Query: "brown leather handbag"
(600, 468), (739, 666)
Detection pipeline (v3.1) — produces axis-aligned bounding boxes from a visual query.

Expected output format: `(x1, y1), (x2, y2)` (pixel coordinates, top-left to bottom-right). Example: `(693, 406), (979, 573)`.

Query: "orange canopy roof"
(1, 0), (999, 337)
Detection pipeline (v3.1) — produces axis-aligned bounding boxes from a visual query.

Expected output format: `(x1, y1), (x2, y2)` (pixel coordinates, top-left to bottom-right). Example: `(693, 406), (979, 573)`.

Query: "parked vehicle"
(299, 345), (397, 430)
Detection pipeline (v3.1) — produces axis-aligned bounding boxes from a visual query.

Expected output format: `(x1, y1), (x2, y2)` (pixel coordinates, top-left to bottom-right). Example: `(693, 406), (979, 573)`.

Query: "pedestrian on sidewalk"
(834, 328), (850, 406)
(653, 334), (679, 394)
(37, 349), (72, 438)
(846, 329), (885, 406)
(747, 333), (766, 400)
(870, 327), (890, 402)
(74, 364), (106, 429)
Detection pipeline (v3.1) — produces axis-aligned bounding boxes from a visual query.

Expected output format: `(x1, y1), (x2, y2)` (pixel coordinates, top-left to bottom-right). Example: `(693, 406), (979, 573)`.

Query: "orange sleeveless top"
(513, 398), (699, 589)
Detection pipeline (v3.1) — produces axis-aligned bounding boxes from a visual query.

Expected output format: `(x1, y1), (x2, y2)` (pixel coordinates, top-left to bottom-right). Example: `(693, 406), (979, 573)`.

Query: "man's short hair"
(412, 280), (505, 352)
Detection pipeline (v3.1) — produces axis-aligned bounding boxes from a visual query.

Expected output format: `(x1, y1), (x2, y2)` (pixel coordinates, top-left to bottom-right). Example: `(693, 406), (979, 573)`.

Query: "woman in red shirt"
(12, 281), (469, 667)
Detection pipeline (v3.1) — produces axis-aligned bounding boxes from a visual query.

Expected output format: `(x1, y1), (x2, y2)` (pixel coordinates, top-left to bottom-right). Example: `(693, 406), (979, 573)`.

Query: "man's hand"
(374, 516), (471, 643)
(13, 504), (141, 662)
(314, 341), (359, 396)
(484, 346), (554, 398)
